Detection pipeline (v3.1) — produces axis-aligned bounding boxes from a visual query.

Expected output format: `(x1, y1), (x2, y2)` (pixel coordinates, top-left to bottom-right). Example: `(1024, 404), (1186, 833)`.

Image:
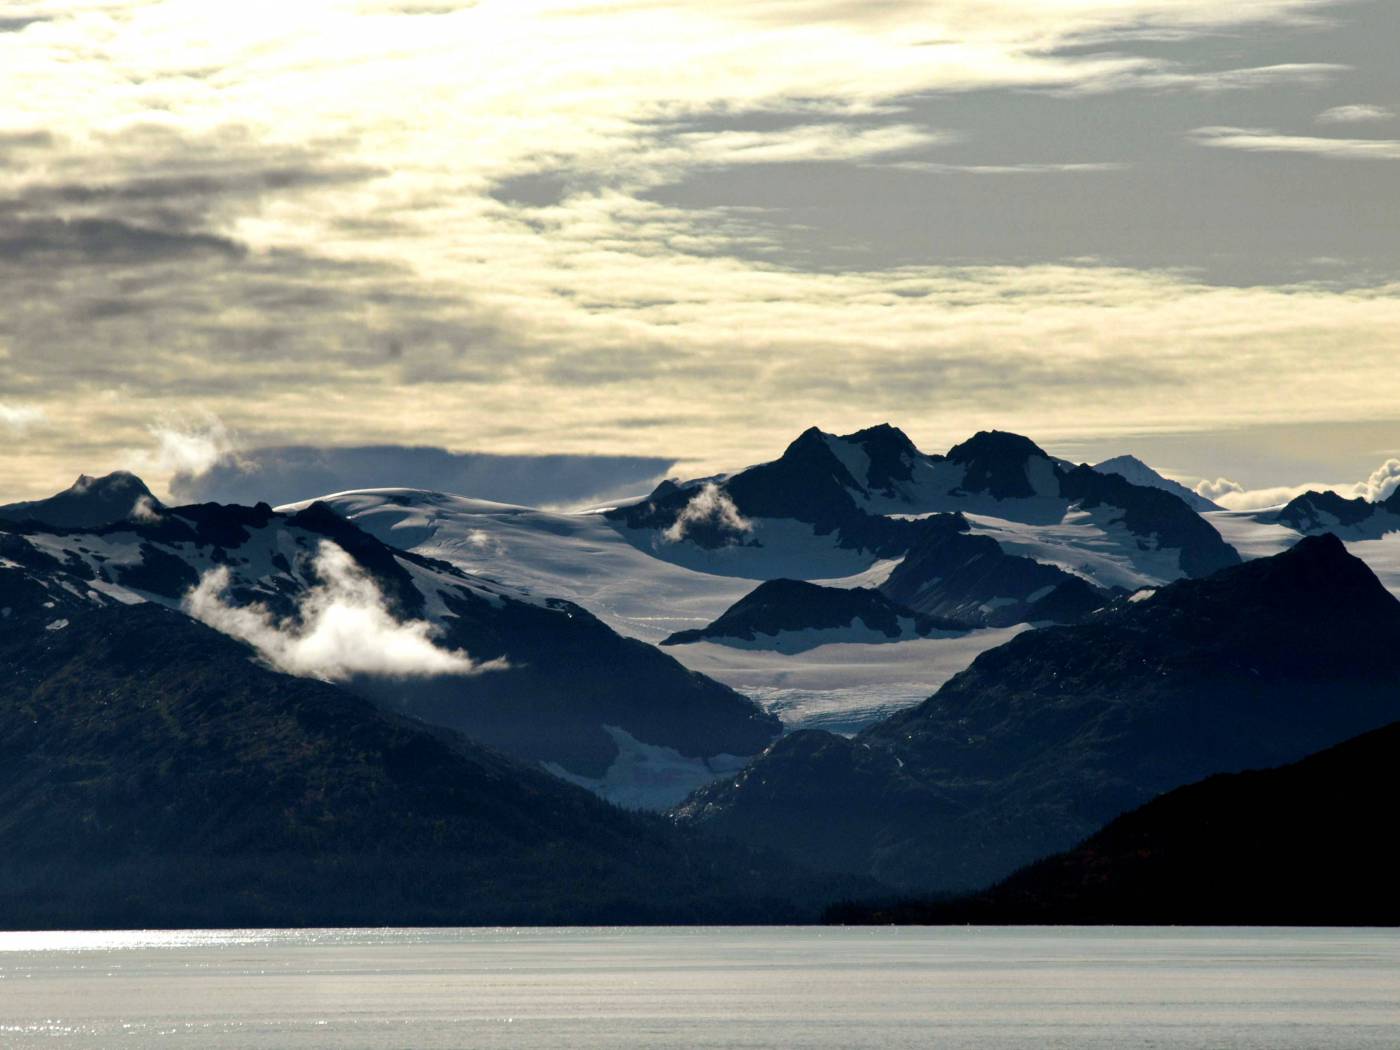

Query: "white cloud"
(663, 482), (753, 543)
(1360, 458), (1400, 503)
(0, 0), (1393, 497)
(1196, 457), (1400, 510)
(0, 403), (44, 434)
(126, 417), (240, 484)
(1317, 104), (1395, 125)
(1192, 126), (1400, 160)
(129, 494), (162, 522)
(183, 539), (502, 681)
(1195, 477), (1246, 501)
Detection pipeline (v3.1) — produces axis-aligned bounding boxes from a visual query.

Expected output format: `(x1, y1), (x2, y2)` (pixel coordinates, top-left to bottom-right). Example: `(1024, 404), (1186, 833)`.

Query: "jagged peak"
(841, 422), (918, 451)
(782, 425), (835, 453)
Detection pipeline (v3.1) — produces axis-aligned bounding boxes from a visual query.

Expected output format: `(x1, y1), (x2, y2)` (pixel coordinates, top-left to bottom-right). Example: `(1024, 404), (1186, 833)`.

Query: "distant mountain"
(1274, 488), (1400, 539)
(834, 721), (1400, 926)
(0, 471), (160, 528)
(1092, 455), (1220, 512)
(878, 513), (1108, 627)
(606, 426), (927, 571)
(676, 535), (1400, 892)
(661, 579), (967, 652)
(0, 494), (780, 809)
(0, 561), (844, 928)
(607, 425), (1240, 591)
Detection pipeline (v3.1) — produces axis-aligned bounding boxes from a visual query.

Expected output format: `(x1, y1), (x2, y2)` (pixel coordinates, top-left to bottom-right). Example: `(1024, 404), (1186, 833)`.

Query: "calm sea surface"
(0, 926), (1395, 1048)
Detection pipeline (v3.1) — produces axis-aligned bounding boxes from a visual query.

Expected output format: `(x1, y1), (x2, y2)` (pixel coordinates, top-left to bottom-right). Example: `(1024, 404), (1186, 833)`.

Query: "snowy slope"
(1092, 455), (1221, 512)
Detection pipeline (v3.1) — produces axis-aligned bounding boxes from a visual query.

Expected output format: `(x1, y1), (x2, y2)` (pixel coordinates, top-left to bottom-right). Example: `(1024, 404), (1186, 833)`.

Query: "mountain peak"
(0, 471), (160, 528)
(71, 470), (151, 496)
(842, 422), (917, 450)
(1091, 455), (1221, 512)
(946, 430), (1048, 464)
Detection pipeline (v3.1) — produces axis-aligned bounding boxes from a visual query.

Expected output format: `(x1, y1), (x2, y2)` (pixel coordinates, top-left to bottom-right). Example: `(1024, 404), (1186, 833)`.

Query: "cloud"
(0, 0), (1395, 499)
(883, 161), (1129, 175)
(129, 494), (162, 523)
(1360, 458), (1400, 503)
(0, 403), (44, 434)
(1197, 458), (1400, 510)
(1195, 477), (1246, 501)
(134, 418), (241, 482)
(663, 482), (754, 543)
(1191, 126), (1400, 160)
(171, 444), (676, 509)
(183, 539), (501, 681)
(1317, 104), (1395, 125)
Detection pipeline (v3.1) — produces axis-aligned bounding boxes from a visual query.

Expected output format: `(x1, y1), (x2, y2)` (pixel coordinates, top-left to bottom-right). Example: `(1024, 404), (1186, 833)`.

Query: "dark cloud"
(170, 445), (677, 508)
(0, 217), (244, 263)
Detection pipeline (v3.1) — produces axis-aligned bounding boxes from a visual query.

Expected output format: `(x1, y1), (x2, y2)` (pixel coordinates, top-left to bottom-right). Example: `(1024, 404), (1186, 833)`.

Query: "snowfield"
(308, 489), (1022, 732)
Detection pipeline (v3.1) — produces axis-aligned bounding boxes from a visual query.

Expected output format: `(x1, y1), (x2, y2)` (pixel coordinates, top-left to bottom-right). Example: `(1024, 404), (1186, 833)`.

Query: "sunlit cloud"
(183, 539), (504, 680)
(0, 403), (45, 434)
(1197, 457), (1400, 510)
(1192, 126), (1400, 160)
(1317, 104), (1395, 124)
(0, 0), (1394, 500)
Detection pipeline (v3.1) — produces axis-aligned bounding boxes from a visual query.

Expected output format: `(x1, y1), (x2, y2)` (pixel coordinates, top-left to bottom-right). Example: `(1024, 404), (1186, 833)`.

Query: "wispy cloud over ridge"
(183, 540), (502, 681)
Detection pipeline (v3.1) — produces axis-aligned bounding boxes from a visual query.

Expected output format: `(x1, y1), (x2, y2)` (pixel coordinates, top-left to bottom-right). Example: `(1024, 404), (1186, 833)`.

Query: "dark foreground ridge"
(676, 534), (1400, 892)
(829, 720), (1400, 926)
(0, 577), (862, 928)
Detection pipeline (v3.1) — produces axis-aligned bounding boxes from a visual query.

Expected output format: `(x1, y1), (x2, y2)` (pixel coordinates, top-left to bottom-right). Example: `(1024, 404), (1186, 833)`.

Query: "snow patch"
(543, 726), (750, 811)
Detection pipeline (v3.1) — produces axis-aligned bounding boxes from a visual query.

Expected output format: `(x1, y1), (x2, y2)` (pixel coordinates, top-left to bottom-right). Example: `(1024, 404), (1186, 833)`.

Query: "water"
(0, 926), (1395, 1048)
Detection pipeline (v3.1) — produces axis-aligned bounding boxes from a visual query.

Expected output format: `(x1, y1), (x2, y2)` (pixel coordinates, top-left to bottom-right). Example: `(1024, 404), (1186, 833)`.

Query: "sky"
(1, 0), (1398, 503)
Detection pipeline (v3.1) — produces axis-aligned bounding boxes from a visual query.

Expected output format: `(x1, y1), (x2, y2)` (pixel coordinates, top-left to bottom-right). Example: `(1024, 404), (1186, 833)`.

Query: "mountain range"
(3, 422), (1399, 925)
(0, 559), (847, 927)
(676, 535), (1400, 891)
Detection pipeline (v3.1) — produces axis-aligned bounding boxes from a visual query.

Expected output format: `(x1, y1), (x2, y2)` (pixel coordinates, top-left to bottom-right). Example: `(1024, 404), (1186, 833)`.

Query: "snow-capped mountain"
(314, 488), (1028, 735)
(661, 579), (967, 652)
(1273, 488), (1400, 539)
(1092, 455), (1221, 512)
(0, 491), (779, 809)
(607, 425), (1240, 590)
(0, 471), (161, 528)
(676, 535), (1400, 892)
(878, 512), (1108, 627)
(301, 425), (1242, 736)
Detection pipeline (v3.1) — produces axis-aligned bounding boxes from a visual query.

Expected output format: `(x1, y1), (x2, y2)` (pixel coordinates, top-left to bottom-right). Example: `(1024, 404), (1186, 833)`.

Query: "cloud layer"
(168, 442), (676, 509)
(1196, 457), (1400, 510)
(0, 0), (1397, 498)
(183, 540), (499, 681)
